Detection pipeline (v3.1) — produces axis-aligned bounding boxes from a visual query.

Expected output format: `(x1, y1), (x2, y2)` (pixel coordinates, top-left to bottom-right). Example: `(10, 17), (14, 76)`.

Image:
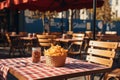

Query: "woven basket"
(45, 54), (67, 67)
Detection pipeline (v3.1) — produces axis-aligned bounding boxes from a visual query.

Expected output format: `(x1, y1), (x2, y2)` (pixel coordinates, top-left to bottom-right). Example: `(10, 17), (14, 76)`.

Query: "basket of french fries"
(44, 44), (68, 67)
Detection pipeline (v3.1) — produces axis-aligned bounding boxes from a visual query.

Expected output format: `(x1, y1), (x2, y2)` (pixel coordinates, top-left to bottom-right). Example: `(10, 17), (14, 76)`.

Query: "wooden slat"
(72, 33), (85, 39)
(87, 48), (115, 58)
(72, 38), (84, 40)
(38, 39), (51, 42)
(89, 40), (118, 49)
(39, 43), (51, 47)
(72, 33), (85, 42)
(86, 55), (113, 67)
(37, 34), (52, 47)
(37, 35), (48, 39)
(72, 42), (83, 45)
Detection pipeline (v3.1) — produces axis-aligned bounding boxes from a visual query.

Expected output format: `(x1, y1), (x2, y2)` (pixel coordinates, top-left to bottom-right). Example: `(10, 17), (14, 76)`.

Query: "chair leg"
(9, 49), (12, 56)
(106, 77), (119, 80)
(104, 73), (109, 80)
(22, 48), (26, 55)
(99, 73), (105, 80)
(18, 49), (22, 56)
(85, 75), (91, 80)
(9, 47), (13, 56)
(12, 48), (16, 56)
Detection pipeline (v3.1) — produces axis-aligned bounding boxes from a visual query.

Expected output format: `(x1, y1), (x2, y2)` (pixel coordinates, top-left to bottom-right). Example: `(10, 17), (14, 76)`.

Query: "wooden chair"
(36, 34), (53, 54)
(105, 68), (120, 80)
(5, 33), (25, 56)
(55, 33), (71, 49)
(49, 34), (57, 45)
(97, 34), (120, 80)
(86, 40), (118, 80)
(68, 33), (85, 59)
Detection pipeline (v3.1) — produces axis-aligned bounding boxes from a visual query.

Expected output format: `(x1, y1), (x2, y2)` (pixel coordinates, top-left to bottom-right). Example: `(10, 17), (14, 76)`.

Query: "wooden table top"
(20, 37), (37, 40)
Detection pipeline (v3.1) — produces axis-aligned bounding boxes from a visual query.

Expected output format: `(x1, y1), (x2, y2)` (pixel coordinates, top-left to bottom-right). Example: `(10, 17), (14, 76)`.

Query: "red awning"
(0, 0), (36, 10)
(0, 0), (9, 9)
(0, 0), (104, 11)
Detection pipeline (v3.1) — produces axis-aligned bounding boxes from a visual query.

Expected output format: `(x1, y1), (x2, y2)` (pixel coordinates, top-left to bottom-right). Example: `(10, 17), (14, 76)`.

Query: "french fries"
(44, 44), (68, 56)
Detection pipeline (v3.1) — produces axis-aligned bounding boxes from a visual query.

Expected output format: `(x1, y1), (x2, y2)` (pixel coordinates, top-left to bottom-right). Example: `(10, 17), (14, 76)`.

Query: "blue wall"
(23, 17), (120, 35)
(50, 18), (69, 32)
(112, 21), (120, 35)
(24, 17), (43, 33)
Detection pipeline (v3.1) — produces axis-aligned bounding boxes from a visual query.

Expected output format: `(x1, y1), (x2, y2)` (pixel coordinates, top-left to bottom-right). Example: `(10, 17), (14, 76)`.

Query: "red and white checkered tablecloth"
(0, 64), (9, 80)
(0, 57), (110, 80)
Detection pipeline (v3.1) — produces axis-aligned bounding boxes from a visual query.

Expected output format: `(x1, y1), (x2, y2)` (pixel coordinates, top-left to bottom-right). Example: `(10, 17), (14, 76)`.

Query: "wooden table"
(20, 37), (37, 40)
(20, 37), (38, 47)
(54, 38), (83, 49)
(0, 57), (111, 80)
(10, 34), (21, 37)
(54, 38), (90, 50)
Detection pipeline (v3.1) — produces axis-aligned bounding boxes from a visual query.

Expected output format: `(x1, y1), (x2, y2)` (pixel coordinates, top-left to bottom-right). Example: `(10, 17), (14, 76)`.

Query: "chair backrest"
(68, 33), (85, 58)
(36, 34), (52, 47)
(86, 40), (118, 67)
(72, 33), (85, 39)
(72, 33), (85, 45)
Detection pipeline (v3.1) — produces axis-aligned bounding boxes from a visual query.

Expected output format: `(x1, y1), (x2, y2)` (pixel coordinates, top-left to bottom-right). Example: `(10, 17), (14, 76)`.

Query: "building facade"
(111, 0), (120, 19)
